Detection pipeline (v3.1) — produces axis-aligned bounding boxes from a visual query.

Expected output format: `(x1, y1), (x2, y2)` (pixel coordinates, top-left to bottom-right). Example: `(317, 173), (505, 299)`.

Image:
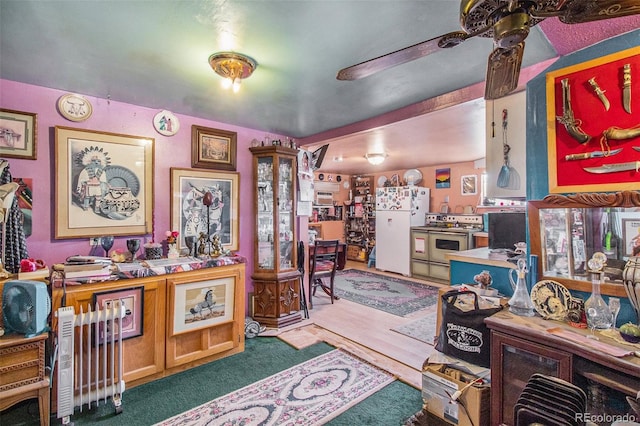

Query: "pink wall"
(0, 79), (287, 310)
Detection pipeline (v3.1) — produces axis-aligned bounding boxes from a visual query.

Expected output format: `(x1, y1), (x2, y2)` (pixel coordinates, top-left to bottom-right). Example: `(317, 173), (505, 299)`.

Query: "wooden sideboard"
(0, 333), (50, 426)
(486, 311), (640, 425)
(50, 261), (246, 411)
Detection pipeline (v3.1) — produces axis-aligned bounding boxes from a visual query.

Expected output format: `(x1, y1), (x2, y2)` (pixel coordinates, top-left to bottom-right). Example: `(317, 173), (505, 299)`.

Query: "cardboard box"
(422, 365), (490, 426)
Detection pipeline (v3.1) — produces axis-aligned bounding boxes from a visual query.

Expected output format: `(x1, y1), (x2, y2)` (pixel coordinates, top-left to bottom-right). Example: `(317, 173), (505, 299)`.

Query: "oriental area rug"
(391, 311), (439, 345)
(333, 269), (439, 316)
(155, 349), (395, 426)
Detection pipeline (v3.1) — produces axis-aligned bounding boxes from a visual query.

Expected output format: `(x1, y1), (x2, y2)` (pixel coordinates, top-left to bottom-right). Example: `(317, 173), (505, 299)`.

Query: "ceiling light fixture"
(365, 153), (387, 165)
(209, 52), (257, 93)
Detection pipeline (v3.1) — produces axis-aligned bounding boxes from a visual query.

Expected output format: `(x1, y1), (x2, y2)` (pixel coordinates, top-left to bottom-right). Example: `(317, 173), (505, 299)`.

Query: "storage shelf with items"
(250, 145), (302, 328)
(344, 175), (375, 262)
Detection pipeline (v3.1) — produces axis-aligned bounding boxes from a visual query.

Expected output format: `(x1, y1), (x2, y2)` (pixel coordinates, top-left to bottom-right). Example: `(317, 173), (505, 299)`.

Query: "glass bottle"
(585, 269), (612, 332)
(508, 258), (535, 316)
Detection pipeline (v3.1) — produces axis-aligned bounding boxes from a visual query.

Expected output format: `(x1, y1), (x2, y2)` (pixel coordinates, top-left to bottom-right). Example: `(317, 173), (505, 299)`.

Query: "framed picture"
(546, 46), (640, 193)
(191, 125), (237, 171)
(0, 108), (37, 160)
(54, 126), (154, 239)
(93, 286), (144, 344)
(436, 168), (450, 189)
(170, 277), (235, 336)
(171, 168), (239, 252)
(461, 175), (477, 195)
(622, 219), (640, 258)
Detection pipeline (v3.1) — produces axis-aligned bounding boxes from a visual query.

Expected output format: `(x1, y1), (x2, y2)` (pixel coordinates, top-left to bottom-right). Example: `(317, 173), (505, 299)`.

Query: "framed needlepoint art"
(546, 46), (639, 193)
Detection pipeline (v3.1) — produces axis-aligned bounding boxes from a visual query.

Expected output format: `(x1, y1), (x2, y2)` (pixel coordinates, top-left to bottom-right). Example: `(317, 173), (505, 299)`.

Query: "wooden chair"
(308, 239), (339, 309)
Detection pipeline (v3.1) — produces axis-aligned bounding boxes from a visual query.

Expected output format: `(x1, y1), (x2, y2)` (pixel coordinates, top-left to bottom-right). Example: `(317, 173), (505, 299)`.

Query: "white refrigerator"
(375, 186), (430, 275)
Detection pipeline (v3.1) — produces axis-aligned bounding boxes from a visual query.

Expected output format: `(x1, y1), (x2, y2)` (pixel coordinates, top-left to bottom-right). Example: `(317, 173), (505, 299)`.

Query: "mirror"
(528, 191), (640, 297)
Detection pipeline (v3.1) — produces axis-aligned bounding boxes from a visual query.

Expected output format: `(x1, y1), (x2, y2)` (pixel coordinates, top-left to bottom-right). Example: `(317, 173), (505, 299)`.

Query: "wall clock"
(57, 93), (93, 122)
(153, 110), (180, 136)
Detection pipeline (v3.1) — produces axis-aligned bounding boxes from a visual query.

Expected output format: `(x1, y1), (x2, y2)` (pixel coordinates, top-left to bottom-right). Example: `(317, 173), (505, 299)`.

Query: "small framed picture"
(170, 277), (235, 336)
(461, 175), (477, 195)
(622, 218), (640, 258)
(191, 125), (237, 171)
(0, 108), (37, 160)
(93, 286), (144, 344)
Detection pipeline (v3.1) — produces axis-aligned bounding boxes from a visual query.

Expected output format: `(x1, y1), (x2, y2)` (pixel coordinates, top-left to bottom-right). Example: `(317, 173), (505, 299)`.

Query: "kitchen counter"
(446, 247), (516, 269)
(446, 248), (516, 296)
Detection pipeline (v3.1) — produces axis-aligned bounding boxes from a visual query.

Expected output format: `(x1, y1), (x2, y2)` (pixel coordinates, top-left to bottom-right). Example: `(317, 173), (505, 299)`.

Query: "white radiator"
(55, 302), (126, 423)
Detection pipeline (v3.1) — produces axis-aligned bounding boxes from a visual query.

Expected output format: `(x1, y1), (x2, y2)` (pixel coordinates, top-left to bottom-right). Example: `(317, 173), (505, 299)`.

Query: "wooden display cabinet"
(250, 145), (302, 328)
(50, 263), (246, 410)
(487, 311), (640, 426)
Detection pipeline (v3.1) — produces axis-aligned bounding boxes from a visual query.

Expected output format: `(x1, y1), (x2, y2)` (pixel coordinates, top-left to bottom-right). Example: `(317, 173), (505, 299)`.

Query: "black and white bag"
(435, 290), (503, 368)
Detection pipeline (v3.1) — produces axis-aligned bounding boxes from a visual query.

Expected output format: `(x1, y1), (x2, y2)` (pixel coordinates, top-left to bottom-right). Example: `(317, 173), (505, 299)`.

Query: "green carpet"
(1, 337), (422, 425)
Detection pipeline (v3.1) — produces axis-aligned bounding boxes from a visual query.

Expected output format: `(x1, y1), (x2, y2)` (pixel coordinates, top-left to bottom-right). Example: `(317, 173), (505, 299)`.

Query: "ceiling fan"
(337, 0), (640, 100)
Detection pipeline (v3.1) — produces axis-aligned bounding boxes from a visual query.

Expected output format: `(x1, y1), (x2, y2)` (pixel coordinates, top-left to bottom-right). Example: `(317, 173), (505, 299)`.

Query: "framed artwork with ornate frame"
(170, 277), (235, 336)
(546, 46), (639, 193)
(0, 108), (37, 160)
(54, 126), (154, 239)
(170, 168), (240, 252)
(191, 125), (237, 171)
(93, 286), (144, 344)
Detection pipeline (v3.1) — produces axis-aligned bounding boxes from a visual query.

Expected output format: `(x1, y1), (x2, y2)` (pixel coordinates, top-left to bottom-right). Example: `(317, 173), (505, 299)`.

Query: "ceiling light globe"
(366, 153), (386, 165)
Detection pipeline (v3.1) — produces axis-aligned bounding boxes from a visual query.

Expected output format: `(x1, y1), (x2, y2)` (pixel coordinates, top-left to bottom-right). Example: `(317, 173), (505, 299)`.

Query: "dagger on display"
(623, 64), (632, 114)
(588, 77), (610, 111)
(584, 161), (640, 174)
(565, 148), (621, 161)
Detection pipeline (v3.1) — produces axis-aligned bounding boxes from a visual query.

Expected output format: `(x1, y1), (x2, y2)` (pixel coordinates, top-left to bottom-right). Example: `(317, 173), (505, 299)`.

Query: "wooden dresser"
(0, 333), (50, 426)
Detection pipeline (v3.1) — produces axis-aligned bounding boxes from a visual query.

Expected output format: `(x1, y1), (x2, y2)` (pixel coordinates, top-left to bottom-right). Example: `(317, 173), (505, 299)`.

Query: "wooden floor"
(265, 261), (449, 390)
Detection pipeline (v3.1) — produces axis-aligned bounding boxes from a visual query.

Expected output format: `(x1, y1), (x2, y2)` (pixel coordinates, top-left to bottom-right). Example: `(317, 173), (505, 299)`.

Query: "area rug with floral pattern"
(333, 269), (440, 316)
(155, 349), (395, 426)
(390, 311), (439, 345)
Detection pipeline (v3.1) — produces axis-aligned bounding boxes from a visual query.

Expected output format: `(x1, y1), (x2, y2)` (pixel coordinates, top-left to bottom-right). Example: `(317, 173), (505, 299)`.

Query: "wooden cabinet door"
(491, 331), (572, 426)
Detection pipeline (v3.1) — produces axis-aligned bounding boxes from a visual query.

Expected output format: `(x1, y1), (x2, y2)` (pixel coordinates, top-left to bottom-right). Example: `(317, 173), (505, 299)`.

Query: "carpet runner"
(390, 311), (438, 345)
(155, 349), (395, 426)
(333, 269), (439, 316)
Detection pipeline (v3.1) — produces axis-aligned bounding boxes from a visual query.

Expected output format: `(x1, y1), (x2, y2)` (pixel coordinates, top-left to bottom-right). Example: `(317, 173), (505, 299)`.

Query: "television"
(488, 212), (526, 250)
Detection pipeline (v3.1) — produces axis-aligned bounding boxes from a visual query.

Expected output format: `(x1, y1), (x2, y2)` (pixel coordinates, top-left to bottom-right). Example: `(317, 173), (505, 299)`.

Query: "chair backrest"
(309, 239), (339, 277)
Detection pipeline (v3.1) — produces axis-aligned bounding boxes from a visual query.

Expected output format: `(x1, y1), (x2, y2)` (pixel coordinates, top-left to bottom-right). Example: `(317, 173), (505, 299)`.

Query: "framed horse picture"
(170, 168), (239, 253)
(169, 276), (235, 336)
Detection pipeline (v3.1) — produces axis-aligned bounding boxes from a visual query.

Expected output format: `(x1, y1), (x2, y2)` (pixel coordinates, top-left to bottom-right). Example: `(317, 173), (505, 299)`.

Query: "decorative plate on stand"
(153, 110), (180, 136)
(377, 175), (387, 187)
(530, 280), (571, 320)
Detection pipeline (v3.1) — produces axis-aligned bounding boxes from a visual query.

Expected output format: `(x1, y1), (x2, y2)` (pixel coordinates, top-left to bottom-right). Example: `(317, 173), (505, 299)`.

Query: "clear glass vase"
(585, 271), (612, 331)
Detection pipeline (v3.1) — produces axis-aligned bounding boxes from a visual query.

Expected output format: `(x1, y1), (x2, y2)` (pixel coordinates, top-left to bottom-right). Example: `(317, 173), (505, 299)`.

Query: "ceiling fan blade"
(531, 0), (640, 24)
(337, 31), (469, 81)
(484, 42), (525, 100)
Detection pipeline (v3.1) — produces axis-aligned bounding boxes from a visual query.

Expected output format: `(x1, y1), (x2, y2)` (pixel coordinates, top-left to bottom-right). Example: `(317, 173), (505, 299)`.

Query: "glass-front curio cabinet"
(250, 145), (302, 328)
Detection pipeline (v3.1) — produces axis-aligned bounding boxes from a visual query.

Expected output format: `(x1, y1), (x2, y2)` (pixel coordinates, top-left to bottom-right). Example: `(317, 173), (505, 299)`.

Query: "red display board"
(546, 46), (640, 193)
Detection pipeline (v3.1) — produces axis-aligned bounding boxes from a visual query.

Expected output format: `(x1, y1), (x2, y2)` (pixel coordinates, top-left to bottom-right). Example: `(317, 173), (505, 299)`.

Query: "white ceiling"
(1, 1), (638, 175)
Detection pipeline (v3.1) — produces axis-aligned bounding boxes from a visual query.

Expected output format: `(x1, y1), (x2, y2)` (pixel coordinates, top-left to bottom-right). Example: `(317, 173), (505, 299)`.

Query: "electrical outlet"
(90, 237), (101, 246)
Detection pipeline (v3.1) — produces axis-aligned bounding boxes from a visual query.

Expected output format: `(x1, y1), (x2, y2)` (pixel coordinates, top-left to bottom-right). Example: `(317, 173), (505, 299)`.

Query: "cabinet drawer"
(429, 263), (450, 281)
(0, 338), (45, 390)
(411, 260), (429, 279)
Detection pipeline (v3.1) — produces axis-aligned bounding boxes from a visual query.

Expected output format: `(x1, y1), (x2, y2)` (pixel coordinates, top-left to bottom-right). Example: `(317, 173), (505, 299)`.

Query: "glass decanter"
(585, 254), (612, 337)
(508, 258), (535, 317)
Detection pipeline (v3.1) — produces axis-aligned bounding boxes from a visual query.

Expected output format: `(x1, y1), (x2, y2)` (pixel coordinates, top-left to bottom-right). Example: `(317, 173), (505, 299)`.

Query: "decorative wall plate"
(57, 93), (93, 122)
(403, 169), (423, 185)
(153, 110), (180, 136)
(530, 280), (572, 320)
(377, 175), (387, 187)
